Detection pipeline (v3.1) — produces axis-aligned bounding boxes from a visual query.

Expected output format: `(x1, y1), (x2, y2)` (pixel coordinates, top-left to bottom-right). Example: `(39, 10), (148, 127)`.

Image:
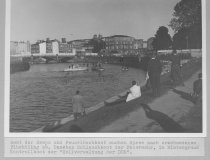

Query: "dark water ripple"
(10, 63), (145, 132)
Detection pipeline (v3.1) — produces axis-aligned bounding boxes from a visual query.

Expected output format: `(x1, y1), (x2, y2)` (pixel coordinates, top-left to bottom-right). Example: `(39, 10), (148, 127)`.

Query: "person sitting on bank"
(72, 90), (85, 120)
(126, 81), (141, 102)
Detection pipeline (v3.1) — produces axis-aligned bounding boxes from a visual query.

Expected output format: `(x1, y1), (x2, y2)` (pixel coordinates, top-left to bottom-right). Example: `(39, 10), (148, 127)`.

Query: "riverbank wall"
(84, 52), (192, 71)
(33, 56), (201, 132)
(10, 60), (30, 74)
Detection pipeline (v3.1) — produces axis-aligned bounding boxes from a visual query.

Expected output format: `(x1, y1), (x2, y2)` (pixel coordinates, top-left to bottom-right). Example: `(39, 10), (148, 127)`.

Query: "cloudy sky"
(11, 0), (180, 43)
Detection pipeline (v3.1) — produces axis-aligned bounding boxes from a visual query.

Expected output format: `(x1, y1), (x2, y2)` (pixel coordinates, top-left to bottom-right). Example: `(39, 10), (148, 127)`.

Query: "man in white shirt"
(126, 81), (141, 102)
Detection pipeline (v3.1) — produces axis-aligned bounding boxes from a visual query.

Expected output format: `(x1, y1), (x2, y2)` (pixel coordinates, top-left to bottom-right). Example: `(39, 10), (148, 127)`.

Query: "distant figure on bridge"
(126, 81), (141, 102)
(72, 90), (85, 120)
(147, 52), (162, 97)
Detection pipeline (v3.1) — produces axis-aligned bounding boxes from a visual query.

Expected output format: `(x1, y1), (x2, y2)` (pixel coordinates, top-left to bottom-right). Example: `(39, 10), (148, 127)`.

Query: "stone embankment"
(10, 60), (30, 74)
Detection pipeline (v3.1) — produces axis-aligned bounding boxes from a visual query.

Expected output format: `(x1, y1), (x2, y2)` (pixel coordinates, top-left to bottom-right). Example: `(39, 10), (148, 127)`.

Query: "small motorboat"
(92, 67), (105, 71)
(64, 65), (87, 72)
(98, 68), (105, 71)
(121, 67), (129, 71)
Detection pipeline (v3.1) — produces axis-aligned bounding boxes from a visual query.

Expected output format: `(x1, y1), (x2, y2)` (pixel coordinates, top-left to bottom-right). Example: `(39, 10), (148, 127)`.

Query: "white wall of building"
(10, 42), (19, 55)
(143, 42), (147, 48)
(18, 42), (28, 53)
(10, 41), (30, 55)
(39, 42), (46, 54)
(52, 41), (59, 54)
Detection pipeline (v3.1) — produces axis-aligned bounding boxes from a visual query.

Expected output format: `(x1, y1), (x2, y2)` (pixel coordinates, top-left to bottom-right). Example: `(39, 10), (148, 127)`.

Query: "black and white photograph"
(6, 0), (205, 135)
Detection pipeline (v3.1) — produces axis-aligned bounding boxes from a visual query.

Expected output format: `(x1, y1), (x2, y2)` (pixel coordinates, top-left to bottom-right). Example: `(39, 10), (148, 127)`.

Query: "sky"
(10, 0), (181, 43)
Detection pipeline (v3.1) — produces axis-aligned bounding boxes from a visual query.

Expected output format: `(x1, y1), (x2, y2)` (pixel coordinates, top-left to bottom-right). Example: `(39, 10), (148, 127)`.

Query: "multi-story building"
(39, 39), (59, 54)
(133, 39), (143, 49)
(143, 41), (148, 49)
(46, 42), (53, 53)
(10, 41), (19, 55)
(133, 39), (144, 55)
(102, 35), (135, 55)
(31, 43), (40, 54)
(10, 41), (31, 55)
(68, 39), (91, 55)
(59, 38), (72, 53)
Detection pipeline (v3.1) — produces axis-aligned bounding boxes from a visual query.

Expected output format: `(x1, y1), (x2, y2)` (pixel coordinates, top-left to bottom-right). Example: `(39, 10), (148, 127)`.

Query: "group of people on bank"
(71, 50), (202, 120)
(125, 49), (201, 102)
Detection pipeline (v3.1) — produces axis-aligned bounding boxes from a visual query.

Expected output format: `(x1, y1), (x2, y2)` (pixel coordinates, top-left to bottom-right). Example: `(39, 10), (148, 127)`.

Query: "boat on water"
(92, 67), (105, 71)
(64, 65), (88, 72)
(121, 67), (129, 71)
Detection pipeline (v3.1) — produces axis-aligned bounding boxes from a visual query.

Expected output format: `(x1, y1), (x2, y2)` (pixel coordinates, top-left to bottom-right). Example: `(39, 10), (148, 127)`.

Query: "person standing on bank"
(192, 73), (202, 104)
(170, 49), (184, 85)
(147, 52), (162, 97)
(72, 90), (85, 120)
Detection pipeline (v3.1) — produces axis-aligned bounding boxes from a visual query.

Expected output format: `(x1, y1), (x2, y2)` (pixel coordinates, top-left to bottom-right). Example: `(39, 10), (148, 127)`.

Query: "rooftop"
(103, 35), (133, 38)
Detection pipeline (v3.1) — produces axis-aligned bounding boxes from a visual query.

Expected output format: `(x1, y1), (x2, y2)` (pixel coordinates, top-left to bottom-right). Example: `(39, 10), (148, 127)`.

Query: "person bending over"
(126, 81), (141, 102)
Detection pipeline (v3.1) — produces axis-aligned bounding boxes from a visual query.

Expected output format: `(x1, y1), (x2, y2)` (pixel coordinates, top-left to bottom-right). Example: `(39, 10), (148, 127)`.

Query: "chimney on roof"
(61, 38), (66, 43)
(46, 38), (50, 43)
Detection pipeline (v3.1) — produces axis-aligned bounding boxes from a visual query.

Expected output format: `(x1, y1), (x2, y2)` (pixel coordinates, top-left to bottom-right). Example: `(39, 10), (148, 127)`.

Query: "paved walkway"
(99, 70), (202, 132)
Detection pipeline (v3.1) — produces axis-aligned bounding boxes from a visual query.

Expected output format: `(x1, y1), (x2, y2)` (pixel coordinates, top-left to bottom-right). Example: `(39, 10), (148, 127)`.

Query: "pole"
(186, 35), (189, 49)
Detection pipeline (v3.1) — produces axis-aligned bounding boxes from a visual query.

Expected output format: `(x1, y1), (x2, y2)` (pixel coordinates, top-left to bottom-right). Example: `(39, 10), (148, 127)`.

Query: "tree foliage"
(88, 35), (106, 53)
(170, 0), (202, 49)
(169, 0), (201, 32)
(152, 26), (172, 50)
(173, 25), (202, 49)
(173, 28), (188, 49)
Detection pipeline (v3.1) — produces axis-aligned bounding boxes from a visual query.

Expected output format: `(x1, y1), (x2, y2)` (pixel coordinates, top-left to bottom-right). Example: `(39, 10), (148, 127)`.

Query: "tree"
(169, 0), (202, 49)
(173, 28), (189, 49)
(88, 35), (106, 53)
(152, 26), (172, 50)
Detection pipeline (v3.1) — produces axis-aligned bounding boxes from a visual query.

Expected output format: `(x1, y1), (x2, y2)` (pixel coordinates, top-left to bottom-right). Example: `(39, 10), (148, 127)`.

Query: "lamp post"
(186, 35), (189, 49)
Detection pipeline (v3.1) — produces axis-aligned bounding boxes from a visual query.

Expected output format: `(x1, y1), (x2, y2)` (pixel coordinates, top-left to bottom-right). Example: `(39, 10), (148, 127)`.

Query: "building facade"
(10, 41), (30, 55)
(68, 39), (92, 55)
(133, 39), (143, 49)
(31, 39), (71, 54)
(58, 38), (72, 53)
(133, 39), (144, 55)
(31, 43), (40, 54)
(10, 41), (19, 55)
(143, 41), (148, 49)
(102, 35), (135, 55)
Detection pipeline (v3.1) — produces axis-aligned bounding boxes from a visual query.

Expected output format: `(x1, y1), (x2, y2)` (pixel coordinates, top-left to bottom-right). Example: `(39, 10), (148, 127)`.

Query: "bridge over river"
(10, 53), (143, 70)
(11, 53), (85, 63)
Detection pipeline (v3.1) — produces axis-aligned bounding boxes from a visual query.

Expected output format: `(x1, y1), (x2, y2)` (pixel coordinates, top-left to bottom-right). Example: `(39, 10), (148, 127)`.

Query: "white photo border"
(4, 0), (207, 138)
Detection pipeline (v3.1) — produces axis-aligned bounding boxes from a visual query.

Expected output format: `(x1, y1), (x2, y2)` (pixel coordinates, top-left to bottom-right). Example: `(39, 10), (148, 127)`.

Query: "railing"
(10, 52), (77, 57)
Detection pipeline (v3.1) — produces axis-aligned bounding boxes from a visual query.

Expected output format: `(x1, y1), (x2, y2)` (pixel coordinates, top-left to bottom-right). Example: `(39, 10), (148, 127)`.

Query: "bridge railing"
(11, 52), (77, 57)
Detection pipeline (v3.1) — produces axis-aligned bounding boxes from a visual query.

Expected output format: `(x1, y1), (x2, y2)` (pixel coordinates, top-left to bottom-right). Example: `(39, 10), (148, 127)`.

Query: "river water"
(10, 63), (146, 132)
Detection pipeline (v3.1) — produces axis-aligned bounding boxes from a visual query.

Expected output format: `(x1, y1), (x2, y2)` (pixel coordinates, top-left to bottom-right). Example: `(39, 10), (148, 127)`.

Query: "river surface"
(10, 63), (146, 132)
